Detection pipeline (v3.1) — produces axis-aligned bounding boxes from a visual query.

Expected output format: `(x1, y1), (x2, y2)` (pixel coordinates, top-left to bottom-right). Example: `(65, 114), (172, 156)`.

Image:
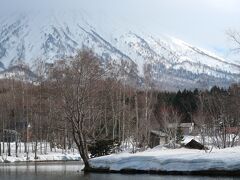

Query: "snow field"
(90, 146), (240, 172)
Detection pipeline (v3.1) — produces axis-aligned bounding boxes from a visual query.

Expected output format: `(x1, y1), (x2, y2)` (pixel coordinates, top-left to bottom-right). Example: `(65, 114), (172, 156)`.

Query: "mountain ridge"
(0, 10), (239, 90)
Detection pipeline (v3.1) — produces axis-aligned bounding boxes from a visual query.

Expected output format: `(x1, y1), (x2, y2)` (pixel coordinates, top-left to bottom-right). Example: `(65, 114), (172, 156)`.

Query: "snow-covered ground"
(89, 145), (240, 172)
(0, 142), (80, 163)
(0, 152), (80, 163)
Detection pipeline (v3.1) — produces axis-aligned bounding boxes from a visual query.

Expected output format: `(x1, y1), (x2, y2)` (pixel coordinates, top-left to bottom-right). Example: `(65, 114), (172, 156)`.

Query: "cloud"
(1, 0), (240, 57)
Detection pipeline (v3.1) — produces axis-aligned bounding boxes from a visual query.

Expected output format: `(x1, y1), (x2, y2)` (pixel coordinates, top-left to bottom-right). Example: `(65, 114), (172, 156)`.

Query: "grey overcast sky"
(1, 0), (240, 56)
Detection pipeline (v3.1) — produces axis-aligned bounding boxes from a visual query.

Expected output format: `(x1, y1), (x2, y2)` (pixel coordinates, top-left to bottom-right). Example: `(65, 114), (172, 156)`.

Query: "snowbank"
(0, 152), (81, 163)
(89, 146), (240, 174)
(0, 142), (81, 163)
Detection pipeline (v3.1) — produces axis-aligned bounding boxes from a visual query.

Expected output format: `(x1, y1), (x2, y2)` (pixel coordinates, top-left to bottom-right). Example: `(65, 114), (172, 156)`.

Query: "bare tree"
(52, 50), (107, 170)
(156, 105), (181, 147)
(137, 63), (156, 149)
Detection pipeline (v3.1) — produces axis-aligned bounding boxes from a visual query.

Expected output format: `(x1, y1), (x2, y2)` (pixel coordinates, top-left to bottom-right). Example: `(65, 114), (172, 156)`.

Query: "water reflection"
(0, 162), (237, 180)
(86, 173), (237, 180)
(0, 162), (82, 180)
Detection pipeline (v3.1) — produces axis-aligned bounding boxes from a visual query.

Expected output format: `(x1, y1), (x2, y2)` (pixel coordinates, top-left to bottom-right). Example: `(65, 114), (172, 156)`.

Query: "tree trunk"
(72, 127), (90, 170)
(135, 92), (139, 143)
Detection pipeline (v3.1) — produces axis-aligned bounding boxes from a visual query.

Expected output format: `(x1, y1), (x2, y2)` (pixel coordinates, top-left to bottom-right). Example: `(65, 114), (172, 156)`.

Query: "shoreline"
(1, 157), (240, 177)
(0, 159), (81, 164)
(85, 167), (240, 177)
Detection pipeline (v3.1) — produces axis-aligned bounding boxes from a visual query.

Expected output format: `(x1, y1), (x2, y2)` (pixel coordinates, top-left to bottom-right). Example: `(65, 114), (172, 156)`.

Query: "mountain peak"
(0, 10), (239, 90)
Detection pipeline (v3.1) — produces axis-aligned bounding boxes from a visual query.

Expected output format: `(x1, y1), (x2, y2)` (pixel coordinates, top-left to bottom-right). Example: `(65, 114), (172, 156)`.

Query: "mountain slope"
(0, 10), (239, 90)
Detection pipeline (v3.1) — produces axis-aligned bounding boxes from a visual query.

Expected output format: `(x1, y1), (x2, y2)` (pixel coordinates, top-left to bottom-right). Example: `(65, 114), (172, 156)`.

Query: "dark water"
(0, 162), (238, 180)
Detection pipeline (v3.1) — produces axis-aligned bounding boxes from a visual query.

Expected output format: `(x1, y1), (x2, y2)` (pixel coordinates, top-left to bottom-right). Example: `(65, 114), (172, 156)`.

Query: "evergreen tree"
(89, 139), (120, 158)
(176, 126), (184, 144)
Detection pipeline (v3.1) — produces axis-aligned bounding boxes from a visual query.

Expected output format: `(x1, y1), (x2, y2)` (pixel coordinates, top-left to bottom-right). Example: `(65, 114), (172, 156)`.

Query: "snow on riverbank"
(89, 146), (240, 172)
(0, 152), (81, 163)
(0, 142), (81, 163)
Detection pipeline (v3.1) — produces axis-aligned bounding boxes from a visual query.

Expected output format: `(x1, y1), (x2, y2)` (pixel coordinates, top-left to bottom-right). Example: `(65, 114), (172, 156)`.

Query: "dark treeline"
(0, 50), (239, 169)
(155, 86), (240, 149)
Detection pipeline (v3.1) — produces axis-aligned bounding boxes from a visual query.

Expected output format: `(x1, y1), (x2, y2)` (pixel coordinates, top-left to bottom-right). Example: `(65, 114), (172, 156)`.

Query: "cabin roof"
(150, 130), (168, 137)
(168, 123), (194, 128)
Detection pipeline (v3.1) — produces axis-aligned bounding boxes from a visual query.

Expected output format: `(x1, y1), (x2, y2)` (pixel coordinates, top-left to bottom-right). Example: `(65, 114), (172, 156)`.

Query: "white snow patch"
(90, 146), (240, 172)
(0, 142), (81, 163)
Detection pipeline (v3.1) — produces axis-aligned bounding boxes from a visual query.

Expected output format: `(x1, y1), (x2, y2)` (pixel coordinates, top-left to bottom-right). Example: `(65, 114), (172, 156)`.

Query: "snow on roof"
(168, 123), (194, 128)
(150, 130), (168, 137)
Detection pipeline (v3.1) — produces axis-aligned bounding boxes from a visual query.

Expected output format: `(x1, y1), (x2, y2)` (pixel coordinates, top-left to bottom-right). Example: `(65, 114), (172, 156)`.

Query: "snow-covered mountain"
(0, 9), (239, 90)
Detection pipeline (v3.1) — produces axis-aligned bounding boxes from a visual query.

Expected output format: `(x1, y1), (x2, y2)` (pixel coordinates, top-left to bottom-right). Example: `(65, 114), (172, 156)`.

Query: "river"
(0, 162), (238, 180)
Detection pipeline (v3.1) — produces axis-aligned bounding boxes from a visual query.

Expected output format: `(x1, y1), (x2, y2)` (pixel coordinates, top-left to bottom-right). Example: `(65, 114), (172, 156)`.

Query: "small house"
(226, 127), (240, 134)
(149, 130), (168, 148)
(185, 139), (208, 150)
(168, 123), (195, 135)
